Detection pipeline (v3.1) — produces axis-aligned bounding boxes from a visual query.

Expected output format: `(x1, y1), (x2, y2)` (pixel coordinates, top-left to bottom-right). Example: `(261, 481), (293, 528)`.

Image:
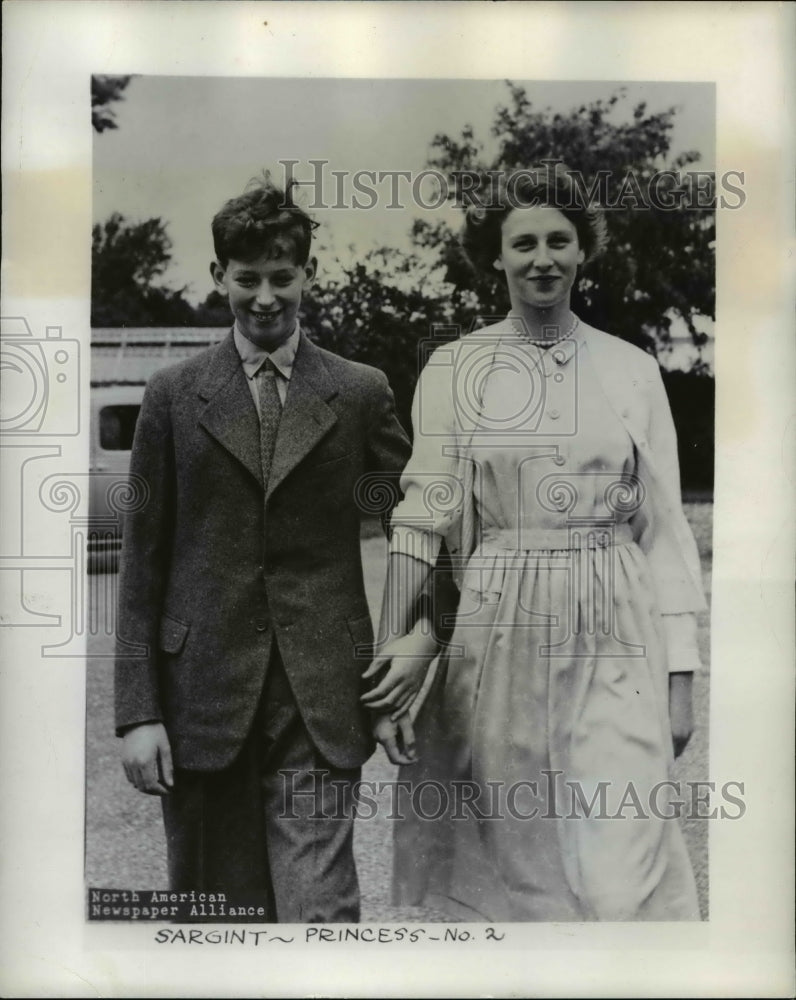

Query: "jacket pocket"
(308, 451), (355, 474)
(158, 613), (190, 654)
(346, 612), (374, 662)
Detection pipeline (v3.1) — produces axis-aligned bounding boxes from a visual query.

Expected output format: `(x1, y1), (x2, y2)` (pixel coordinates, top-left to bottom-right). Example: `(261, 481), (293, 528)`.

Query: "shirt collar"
(233, 321), (301, 381)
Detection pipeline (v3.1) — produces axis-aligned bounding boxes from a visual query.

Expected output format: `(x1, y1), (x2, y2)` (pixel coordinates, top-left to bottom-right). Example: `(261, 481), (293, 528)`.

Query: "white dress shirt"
(233, 322), (301, 411)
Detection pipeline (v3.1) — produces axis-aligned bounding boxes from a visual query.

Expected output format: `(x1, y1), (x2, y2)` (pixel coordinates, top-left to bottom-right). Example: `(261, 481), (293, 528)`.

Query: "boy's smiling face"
(211, 251), (316, 351)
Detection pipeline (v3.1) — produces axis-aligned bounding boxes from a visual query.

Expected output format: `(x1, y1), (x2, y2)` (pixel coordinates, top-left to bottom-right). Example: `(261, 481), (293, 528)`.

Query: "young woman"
(362, 164), (706, 921)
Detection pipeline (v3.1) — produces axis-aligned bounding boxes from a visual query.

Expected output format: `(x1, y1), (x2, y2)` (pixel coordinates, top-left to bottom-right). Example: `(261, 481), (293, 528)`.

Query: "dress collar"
(504, 313), (581, 368)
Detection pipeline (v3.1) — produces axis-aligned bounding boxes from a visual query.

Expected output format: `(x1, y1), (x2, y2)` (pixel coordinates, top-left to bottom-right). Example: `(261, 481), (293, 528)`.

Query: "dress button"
(553, 351), (566, 365)
(554, 455), (566, 466)
(254, 618), (268, 631)
(553, 372), (564, 384)
(549, 408), (561, 420)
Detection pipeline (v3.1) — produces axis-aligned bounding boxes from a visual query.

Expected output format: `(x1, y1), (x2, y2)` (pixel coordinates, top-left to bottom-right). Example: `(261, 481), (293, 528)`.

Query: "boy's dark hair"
(461, 162), (608, 275)
(212, 173), (318, 267)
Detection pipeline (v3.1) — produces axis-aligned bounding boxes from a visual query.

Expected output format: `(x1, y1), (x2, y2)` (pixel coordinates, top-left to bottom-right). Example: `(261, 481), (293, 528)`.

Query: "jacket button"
(548, 408), (561, 420)
(254, 618), (268, 631)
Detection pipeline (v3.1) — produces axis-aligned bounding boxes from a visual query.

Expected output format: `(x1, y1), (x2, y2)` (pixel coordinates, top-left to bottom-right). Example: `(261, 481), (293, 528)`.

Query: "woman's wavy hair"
(212, 171), (319, 267)
(461, 163), (608, 275)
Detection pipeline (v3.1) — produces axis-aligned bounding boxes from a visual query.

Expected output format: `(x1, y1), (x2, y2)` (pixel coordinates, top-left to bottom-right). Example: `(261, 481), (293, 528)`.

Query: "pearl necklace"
(514, 314), (579, 347)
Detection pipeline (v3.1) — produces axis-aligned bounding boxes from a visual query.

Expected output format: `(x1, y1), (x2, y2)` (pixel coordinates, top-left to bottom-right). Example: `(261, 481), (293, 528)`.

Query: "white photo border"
(1, 2), (794, 997)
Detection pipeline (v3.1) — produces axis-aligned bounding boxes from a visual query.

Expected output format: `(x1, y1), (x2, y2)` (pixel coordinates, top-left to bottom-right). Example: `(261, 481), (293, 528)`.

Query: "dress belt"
(480, 522), (634, 552)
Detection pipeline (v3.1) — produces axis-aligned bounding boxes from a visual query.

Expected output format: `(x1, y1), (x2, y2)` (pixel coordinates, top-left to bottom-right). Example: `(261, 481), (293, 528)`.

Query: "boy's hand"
(669, 672), (694, 759)
(122, 722), (174, 796)
(361, 628), (437, 718)
(372, 713), (417, 766)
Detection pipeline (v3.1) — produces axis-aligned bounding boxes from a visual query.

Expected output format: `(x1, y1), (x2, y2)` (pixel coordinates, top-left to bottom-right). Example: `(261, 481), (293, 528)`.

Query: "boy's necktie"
(257, 358), (282, 488)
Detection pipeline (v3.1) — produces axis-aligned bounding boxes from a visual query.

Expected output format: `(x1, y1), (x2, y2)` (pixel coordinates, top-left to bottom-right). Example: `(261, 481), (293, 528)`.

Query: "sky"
(93, 77), (715, 306)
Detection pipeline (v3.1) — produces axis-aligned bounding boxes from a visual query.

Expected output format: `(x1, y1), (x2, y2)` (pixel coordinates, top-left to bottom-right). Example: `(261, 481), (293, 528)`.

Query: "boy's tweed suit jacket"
(115, 330), (412, 771)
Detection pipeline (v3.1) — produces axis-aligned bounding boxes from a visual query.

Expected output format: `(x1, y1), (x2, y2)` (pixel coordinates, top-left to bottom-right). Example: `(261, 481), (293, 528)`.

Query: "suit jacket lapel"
(266, 332), (338, 500)
(197, 331), (263, 487)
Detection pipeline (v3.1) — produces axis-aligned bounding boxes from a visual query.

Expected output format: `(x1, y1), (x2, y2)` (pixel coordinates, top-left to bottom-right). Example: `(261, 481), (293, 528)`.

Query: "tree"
(91, 213), (196, 326)
(302, 246), (453, 431)
(92, 76), (132, 133)
(193, 290), (234, 327)
(92, 77), (199, 326)
(303, 84), (715, 489)
(421, 84), (715, 359)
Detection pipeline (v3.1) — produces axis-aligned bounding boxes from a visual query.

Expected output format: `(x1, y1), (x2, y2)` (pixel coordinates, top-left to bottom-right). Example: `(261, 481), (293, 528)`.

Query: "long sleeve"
(114, 372), (175, 732)
(389, 344), (465, 567)
(642, 362), (707, 672)
(662, 612), (702, 673)
(363, 366), (412, 500)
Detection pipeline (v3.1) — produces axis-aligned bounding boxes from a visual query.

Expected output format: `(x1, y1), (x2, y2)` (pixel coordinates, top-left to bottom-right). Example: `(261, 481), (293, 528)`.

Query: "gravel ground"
(85, 504), (711, 921)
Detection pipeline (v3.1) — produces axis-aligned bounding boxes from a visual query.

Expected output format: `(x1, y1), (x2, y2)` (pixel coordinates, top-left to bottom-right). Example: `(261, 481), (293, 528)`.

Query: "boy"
(115, 176), (411, 922)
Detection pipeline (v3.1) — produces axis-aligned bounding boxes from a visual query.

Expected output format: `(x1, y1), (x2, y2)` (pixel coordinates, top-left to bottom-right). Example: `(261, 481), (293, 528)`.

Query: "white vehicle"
(88, 384), (146, 572)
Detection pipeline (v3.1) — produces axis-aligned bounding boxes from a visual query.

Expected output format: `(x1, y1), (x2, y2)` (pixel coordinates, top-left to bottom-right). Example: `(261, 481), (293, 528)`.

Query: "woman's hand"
(372, 712), (417, 766)
(361, 627), (438, 718)
(669, 672), (694, 758)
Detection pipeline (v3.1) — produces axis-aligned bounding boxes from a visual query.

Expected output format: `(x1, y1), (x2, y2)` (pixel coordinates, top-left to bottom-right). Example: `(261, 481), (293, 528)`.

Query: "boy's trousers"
(161, 640), (361, 923)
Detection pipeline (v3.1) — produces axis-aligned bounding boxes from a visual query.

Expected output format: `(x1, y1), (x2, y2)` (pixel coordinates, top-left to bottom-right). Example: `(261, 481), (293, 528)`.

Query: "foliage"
(192, 290), (234, 327)
(91, 213), (196, 326)
(92, 76), (132, 133)
(420, 84), (715, 357)
(660, 368), (715, 495)
(302, 248), (454, 430)
(91, 81), (714, 488)
(302, 84), (716, 486)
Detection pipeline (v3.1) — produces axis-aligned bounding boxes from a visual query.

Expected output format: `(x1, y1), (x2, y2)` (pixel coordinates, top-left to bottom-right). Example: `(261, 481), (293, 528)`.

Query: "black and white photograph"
(1, 2), (794, 997)
(87, 75), (717, 925)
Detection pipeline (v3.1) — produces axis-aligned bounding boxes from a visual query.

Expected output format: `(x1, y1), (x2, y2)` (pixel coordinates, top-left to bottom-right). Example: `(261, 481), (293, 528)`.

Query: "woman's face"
(494, 206), (585, 312)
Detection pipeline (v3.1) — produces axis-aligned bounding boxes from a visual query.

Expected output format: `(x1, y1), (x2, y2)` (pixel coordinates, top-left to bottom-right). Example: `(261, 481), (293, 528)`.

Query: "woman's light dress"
(389, 323), (701, 921)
